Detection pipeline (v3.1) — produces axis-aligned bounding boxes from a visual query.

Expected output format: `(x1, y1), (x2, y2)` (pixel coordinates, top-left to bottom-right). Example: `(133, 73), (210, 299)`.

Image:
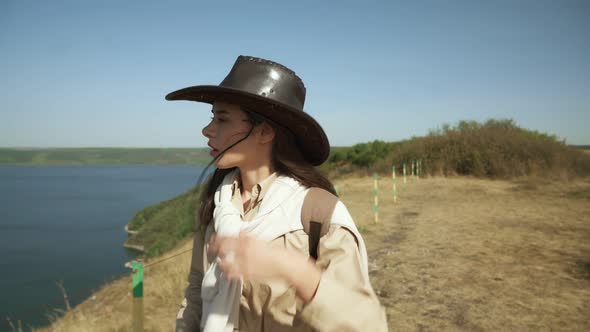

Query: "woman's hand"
(207, 231), (322, 303)
(208, 231), (288, 281)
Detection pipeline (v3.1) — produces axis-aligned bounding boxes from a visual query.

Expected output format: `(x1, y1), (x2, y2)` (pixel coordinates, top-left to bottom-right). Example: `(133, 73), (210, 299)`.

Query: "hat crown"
(219, 56), (306, 111)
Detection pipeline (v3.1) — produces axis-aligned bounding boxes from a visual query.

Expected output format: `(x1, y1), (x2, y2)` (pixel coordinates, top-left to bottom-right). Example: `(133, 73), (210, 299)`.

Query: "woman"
(167, 56), (387, 332)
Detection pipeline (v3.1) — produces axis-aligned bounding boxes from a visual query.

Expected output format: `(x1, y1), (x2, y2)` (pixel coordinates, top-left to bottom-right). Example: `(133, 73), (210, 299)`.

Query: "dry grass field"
(338, 175), (590, 331)
(37, 175), (590, 331)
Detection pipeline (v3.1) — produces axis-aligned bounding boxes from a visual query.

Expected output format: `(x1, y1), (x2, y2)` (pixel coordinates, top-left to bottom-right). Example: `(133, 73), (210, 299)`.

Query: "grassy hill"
(125, 185), (202, 256)
(321, 119), (590, 179)
(0, 147), (211, 165)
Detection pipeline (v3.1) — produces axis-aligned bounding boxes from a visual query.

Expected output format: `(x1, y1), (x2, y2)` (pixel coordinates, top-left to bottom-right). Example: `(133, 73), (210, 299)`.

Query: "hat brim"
(165, 85), (330, 166)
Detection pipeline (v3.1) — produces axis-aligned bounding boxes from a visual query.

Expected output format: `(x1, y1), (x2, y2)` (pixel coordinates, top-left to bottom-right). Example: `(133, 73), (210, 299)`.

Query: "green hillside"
(320, 119), (590, 178)
(125, 185), (202, 256)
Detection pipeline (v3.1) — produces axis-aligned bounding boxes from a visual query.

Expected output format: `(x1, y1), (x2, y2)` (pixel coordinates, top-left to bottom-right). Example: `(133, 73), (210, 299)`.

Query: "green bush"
(321, 119), (590, 179)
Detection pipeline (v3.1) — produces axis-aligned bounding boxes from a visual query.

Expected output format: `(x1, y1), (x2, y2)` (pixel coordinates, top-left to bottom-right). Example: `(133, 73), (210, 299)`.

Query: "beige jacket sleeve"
(175, 229), (206, 332)
(298, 225), (388, 332)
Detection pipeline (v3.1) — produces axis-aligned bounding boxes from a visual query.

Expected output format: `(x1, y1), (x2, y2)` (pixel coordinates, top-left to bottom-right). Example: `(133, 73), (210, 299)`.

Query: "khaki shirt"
(176, 173), (388, 332)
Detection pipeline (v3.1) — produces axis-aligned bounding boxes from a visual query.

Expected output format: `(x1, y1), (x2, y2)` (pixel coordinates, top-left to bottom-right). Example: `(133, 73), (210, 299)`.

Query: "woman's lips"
(208, 142), (219, 157)
(210, 148), (219, 157)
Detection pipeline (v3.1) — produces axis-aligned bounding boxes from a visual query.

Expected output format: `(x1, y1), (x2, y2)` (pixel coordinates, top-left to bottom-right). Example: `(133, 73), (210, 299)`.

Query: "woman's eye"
(210, 117), (226, 123)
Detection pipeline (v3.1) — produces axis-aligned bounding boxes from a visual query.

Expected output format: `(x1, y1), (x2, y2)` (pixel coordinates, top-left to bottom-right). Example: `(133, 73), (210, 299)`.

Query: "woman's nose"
(202, 121), (214, 138)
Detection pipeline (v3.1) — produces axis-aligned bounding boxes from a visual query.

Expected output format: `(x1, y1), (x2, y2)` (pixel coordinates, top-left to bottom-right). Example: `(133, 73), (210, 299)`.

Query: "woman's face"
(201, 101), (257, 169)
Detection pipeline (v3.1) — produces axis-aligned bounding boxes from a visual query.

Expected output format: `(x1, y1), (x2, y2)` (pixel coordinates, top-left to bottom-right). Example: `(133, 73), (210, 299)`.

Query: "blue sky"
(1, 0), (588, 148)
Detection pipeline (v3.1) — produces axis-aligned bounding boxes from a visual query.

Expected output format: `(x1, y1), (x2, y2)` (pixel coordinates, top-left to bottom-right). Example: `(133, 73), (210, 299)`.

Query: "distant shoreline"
(0, 147), (212, 166)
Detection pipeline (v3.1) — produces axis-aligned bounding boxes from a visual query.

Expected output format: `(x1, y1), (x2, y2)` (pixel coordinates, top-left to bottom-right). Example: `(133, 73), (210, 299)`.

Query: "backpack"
(301, 187), (338, 260)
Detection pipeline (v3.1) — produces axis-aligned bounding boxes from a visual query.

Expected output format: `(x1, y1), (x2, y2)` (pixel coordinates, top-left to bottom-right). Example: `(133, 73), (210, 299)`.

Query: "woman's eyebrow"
(211, 109), (230, 115)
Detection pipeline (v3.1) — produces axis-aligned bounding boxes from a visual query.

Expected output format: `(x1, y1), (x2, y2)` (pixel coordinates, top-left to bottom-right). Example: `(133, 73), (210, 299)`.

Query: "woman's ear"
(257, 122), (275, 144)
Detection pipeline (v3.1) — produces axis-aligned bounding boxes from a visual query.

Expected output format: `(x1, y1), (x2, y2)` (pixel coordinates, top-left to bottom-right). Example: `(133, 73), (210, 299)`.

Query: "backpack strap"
(308, 221), (322, 260)
(301, 187), (339, 260)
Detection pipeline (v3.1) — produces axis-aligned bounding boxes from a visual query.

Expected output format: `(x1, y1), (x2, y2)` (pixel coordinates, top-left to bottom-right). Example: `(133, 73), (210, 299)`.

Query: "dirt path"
(334, 176), (590, 331)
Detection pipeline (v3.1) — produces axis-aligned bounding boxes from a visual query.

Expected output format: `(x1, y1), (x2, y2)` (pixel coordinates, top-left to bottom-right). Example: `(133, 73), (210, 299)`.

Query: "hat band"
(243, 106), (299, 144)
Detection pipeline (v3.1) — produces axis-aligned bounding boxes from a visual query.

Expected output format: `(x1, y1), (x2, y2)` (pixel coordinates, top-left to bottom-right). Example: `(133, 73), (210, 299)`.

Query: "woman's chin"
(214, 156), (242, 170)
(214, 161), (235, 170)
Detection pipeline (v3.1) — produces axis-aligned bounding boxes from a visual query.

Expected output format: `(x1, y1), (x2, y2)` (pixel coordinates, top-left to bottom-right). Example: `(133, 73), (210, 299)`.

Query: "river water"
(0, 165), (208, 330)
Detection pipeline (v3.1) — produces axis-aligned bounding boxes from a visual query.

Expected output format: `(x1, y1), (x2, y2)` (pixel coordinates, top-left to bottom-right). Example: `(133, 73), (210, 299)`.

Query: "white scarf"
(200, 170), (369, 332)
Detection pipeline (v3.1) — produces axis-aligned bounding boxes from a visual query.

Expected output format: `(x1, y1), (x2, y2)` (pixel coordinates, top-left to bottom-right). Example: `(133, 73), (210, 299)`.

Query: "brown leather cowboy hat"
(165, 55), (330, 166)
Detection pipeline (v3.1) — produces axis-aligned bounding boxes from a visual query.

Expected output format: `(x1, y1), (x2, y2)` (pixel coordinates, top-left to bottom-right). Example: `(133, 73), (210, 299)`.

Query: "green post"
(334, 185), (339, 196)
(131, 261), (144, 332)
(132, 261), (144, 298)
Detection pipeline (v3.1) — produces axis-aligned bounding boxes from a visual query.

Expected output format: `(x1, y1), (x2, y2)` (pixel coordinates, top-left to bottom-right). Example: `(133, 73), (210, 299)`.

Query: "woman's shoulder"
(300, 186), (341, 237)
(304, 186), (339, 202)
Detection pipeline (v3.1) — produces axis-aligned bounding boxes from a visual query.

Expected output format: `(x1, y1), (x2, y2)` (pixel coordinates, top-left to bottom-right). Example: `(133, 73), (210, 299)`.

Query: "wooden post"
(403, 163), (407, 185)
(373, 173), (379, 223)
(420, 159), (423, 177)
(417, 159), (421, 179)
(392, 165), (397, 203)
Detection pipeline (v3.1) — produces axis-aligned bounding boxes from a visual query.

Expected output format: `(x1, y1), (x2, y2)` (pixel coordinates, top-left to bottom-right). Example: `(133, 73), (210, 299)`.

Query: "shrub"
(321, 119), (590, 179)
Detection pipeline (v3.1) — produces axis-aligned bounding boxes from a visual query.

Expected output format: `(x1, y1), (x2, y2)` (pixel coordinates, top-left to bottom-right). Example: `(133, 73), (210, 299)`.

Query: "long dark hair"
(195, 109), (336, 233)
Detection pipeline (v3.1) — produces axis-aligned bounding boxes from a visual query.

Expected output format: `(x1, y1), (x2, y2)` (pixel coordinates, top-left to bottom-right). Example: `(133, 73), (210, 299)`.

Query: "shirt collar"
(231, 171), (278, 203)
